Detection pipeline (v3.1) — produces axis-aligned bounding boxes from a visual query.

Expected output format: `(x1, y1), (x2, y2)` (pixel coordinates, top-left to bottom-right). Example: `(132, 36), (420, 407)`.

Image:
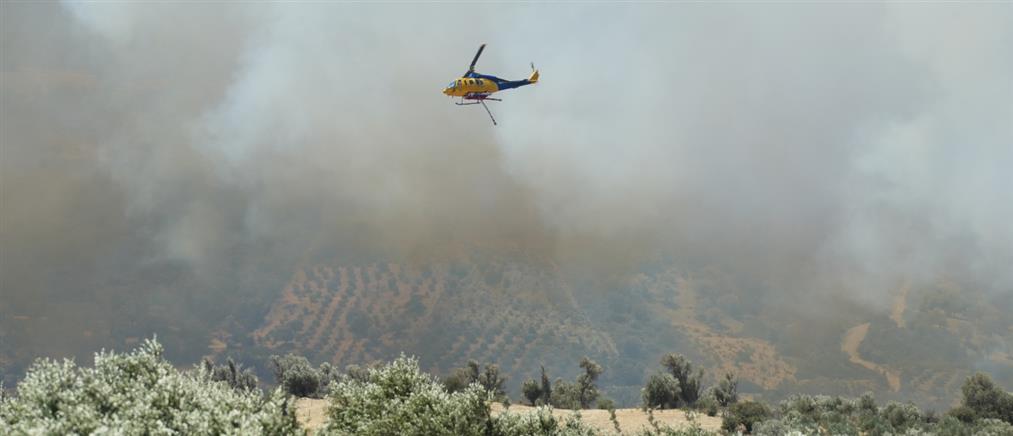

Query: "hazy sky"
(2, 2), (1012, 330)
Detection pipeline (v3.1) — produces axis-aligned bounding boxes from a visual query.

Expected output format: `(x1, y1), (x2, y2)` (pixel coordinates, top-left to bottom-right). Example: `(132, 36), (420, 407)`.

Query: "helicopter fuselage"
(443, 71), (537, 98)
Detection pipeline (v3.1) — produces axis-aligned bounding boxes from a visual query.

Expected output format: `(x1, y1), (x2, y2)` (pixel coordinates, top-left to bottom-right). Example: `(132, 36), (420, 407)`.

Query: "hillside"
(209, 256), (1013, 410)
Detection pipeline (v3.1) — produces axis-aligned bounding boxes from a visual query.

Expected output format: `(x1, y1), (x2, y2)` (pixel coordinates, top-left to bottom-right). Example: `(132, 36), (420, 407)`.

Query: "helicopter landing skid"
(455, 98), (500, 125)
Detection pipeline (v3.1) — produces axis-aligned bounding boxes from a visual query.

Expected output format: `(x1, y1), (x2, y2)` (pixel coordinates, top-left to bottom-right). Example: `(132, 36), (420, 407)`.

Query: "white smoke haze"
(2, 2), (1011, 350)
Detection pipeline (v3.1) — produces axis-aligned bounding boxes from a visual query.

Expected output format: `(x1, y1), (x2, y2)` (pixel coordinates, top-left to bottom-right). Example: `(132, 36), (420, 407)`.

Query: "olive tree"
(0, 338), (300, 435)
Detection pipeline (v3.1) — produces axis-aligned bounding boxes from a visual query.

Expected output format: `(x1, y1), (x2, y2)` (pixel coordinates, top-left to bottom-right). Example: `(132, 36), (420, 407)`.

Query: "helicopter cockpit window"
(448, 81), (456, 89)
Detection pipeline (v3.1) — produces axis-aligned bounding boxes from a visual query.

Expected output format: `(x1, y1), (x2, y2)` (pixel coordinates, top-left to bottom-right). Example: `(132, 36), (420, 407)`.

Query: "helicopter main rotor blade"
(466, 43), (486, 75)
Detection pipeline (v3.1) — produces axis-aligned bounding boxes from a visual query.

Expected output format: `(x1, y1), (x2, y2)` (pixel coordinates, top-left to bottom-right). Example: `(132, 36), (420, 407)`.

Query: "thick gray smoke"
(2, 3), (1011, 359)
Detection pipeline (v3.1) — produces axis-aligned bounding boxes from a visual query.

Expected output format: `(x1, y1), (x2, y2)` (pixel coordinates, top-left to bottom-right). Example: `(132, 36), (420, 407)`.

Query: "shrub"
(480, 363), (508, 400)
(493, 406), (600, 436)
(948, 405), (977, 423)
(660, 354), (704, 407)
(201, 356), (259, 391)
(523, 378), (543, 406)
(325, 355), (489, 436)
(444, 360), (507, 400)
(633, 420), (718, 435)
(344, 363), (373, 383)
(540, 365), (553, 406)
(324, 355), (599, 436)
(722, 400), (771, 434)
(577, 357), (603, 409)
(713, 372), (738, 407)
(0, 338), (300, 435)
(551, 380), (583, 409)
(643, 372), (681, 409)
(270, 353), (321, 397)
(960, 372), (1013, 424)
(881, 401), (922, 432)
(695, 389), (718, 416)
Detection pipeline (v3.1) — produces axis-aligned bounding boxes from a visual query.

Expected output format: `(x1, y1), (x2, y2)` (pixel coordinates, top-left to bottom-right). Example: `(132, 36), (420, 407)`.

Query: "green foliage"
(722, 400), (771, 433)
(642, 372), (680, 409)
(749, 391), (1013, 436)
(481, 363), (508, 400)
(540, 365), (553, 406)
(493, 407), (600, 436)
(325, 355), (489, 436)
(202, 356), (259, 391)
(660, 354), (703, 407)
(960, 372), (1013, 424)
(523, 378), (543, 406)
(270, 353), (322, 398)
(551, 379), (583, 409)
(694, 389), (718, 417)
(948, 405), (978, 423)
(443, 360), (508, 401)
(880, 401), (923, 432)
(634, 414), (716, 436)
(323, 355), (599, 436)
(713, 372), (737, 407)
(343, 363), (373, 383)
(577, 357), (603, 409)
(0, 338), (301, 435)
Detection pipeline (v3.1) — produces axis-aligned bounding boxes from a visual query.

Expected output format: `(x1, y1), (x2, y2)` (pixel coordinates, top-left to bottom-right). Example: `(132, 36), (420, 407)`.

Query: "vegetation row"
(2, 338), (1012, 435)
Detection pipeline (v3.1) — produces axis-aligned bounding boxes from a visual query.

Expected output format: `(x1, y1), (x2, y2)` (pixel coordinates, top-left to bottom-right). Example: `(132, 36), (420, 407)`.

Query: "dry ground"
(841, 322), (901, 392)
(295, 398), (723, 434)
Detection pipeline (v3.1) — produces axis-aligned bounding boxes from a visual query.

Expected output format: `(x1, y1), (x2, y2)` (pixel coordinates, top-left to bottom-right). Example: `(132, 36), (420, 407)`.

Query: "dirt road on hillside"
(842, 322), (901, 392)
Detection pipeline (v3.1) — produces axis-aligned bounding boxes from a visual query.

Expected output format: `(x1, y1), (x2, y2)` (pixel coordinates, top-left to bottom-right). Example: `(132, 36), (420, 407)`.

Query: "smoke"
(2, 2), (1011, 358)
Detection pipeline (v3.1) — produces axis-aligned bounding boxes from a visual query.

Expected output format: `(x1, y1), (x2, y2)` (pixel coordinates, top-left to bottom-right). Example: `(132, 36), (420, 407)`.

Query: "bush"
(540, 365), (553, 406)
(325, 355), (490, 436)
(270, 353), (322, 398)
(523, 378), (543, 406)
(343, 363), (373, 383)
(444, 360), (507, 400)
(960, 372), (1013, 424)
(643, 372), (681, 409)
(202, 356), (259, 391)
(324, 355), (599, 436)
(494, 406), (600, 436)
(0, 338), (301, 435)
(695, 389), (718, 416)
(660, 354), (704, 407)
(881, 401), (922, 432)
(577, 357), (603, 409)
(551, 380), (583, 409)
(722, 400), (771, 434)
(713, 372), (737, 407)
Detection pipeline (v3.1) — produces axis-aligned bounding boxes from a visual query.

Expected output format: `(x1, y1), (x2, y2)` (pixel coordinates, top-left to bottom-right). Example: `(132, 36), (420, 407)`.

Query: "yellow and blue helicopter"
(443, 44), (539, 125)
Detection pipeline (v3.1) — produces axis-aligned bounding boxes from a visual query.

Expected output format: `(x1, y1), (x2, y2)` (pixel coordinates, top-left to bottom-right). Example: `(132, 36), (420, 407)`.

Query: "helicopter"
(443, 43), (539, 125)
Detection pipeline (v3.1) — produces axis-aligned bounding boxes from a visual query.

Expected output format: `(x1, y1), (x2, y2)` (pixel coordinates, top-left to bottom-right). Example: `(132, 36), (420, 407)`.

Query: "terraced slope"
(242, 259), (1012, 410)
(253, 260), (617, 380)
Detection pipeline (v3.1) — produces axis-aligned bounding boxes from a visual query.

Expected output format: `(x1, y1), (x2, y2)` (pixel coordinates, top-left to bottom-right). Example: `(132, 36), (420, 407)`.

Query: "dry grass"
(295, 398), (329, 434)
(294, 398), (722, 435)
(493, 403), (723, 434)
